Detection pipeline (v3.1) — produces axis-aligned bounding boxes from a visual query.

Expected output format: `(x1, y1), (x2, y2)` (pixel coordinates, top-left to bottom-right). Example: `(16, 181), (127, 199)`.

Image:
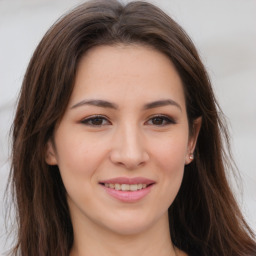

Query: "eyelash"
(81, 115), (111, 126)
(80, 114), (176, 127)
(146, 115), (176, 126)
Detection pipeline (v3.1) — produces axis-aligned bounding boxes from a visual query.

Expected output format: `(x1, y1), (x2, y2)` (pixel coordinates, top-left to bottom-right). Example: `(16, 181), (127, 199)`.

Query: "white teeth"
(121, 184), (129, 191)
(137, 184), (142, 189)
(130, 184), (138, 191)
(115, 184), (121, 190)
(104, 183), (148, 191)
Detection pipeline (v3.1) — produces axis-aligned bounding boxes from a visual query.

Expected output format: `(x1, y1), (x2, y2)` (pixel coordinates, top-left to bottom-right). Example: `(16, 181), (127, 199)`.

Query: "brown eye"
(152, 117), (165, 125)
(147, 115), (176, 126)
(81, 116), (111, 126)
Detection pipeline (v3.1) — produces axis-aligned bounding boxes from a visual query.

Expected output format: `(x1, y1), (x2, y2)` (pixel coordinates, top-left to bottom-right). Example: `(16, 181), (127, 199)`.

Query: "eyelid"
(145, 114), (176, 126)
(80, 114), (176, 127)
(80, 115), (111, 126)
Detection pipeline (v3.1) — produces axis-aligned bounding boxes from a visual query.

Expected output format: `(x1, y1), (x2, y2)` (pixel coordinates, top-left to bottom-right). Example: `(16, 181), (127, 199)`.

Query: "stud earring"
(189, 153), (194, 160)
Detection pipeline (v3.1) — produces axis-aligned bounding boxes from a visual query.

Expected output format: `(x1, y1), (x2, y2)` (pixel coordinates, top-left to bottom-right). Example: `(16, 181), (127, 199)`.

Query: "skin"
(46, 44), (201, 256)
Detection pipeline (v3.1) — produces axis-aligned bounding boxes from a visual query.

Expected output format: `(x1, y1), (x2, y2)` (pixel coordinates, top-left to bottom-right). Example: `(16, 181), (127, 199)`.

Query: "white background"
(0, 0), (256, 254)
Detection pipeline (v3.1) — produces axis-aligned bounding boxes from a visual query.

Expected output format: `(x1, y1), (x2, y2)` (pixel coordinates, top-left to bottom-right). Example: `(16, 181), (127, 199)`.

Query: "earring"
(189, 153), (194, 160)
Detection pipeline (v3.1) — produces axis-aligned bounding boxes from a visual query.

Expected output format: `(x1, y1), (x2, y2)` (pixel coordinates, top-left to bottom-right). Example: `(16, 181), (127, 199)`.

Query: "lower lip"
(102, 185), (153, 203)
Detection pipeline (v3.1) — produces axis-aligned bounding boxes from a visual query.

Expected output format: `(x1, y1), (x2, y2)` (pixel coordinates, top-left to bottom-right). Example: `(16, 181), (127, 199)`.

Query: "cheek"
(55, 134), (108, 204)
(55, 130), (107, 180)
(150, 133), (188, 200)
(152, 133), (188, 170)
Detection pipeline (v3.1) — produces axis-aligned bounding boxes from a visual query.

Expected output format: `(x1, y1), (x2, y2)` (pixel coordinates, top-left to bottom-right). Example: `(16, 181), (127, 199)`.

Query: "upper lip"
(99, 177), (155, 185)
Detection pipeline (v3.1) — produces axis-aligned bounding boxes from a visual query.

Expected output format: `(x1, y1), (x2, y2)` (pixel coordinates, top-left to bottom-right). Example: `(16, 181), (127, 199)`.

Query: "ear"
(45, 140), (58, 165)
(185, 117), (202, 165)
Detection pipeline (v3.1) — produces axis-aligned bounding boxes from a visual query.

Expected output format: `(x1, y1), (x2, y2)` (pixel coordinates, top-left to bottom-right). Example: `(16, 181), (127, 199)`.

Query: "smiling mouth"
(100, 183), (151, 191)
(99, 178), (155, 202)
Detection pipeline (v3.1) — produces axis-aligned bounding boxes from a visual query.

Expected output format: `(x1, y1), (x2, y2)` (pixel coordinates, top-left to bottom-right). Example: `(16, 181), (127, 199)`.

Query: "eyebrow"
(71, 99), (118, 109)
(71, 99), (182, 111)
(143, 99), (182, 111)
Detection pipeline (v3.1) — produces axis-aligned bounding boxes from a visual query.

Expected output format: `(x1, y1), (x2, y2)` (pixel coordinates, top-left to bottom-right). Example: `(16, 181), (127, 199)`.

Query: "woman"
(9, 0), (256, 255)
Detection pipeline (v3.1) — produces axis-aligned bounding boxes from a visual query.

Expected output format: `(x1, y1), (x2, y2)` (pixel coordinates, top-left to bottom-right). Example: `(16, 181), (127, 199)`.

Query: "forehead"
(69, 44), (185, 108)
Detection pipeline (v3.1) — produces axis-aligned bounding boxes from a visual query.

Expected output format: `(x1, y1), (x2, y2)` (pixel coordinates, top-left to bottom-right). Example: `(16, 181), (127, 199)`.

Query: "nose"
(109, 123), (149, 170)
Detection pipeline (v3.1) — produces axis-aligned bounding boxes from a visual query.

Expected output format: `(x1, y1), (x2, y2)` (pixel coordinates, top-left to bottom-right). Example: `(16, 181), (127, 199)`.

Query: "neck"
(70, 212), (177, 256)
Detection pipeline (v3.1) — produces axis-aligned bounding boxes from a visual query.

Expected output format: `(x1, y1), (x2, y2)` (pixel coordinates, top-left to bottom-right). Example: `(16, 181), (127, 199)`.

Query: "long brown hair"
(9, 0), (256, 255)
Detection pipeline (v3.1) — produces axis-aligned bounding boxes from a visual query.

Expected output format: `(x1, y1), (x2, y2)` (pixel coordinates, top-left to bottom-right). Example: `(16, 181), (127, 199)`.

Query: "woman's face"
(46, 44), (200, 236)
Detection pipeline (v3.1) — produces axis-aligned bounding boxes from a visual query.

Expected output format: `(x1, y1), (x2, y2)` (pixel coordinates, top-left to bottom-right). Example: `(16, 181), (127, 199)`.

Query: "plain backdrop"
(0, 0), (256, 254)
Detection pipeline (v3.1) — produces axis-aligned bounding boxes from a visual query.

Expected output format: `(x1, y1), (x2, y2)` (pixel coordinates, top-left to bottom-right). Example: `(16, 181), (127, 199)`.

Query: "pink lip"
(99, 177), (155, 203)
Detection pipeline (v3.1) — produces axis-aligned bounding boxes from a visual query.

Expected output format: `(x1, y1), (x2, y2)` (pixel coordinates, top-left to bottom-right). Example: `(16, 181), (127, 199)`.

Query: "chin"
(101, 211), (165, 236)
(107, 222), (153, 236)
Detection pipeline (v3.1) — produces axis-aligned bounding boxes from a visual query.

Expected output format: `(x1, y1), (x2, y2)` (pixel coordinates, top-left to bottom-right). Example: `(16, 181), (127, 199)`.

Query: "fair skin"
(46, 44), (201, 256)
